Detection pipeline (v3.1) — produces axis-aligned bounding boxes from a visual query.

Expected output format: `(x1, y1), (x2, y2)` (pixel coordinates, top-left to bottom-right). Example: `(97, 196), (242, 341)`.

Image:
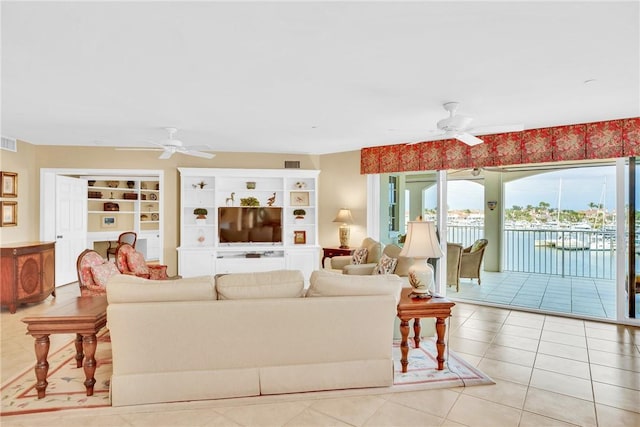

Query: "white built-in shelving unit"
(177, 168), (320, 283)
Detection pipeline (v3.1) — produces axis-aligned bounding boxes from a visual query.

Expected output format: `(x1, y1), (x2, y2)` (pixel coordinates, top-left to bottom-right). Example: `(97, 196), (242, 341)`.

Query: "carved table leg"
(74, 333), (84, 368)
(435, 316), (447, 370)
(33, 334), (50, 399)
(413, 318), (421, 348)
(81, 333), (97, 396)
(400, 318), (410, 373)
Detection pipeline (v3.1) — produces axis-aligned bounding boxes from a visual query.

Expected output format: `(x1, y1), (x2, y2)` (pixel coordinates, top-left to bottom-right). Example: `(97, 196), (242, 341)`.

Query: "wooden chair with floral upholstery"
(76, 249), (120, 296)
(114, 243), (169, 280)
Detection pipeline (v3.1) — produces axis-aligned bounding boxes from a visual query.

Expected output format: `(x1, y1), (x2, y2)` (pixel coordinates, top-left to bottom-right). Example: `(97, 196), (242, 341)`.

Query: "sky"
(426, 165), (617, 211)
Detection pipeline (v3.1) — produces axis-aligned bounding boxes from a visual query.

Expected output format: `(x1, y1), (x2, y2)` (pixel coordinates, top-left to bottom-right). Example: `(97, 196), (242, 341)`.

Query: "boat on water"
(555, 234), (590, 250)
(590, 234), (616, 251)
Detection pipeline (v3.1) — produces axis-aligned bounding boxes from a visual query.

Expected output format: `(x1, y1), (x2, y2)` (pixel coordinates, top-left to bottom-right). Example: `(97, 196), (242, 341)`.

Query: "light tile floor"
(448, 271), (640, 321)
(1, 283), (639, 426)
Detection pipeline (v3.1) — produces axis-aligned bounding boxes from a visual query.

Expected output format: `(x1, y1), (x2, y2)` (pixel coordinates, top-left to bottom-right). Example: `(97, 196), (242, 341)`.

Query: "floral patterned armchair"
(77, 249), (119, 296)
(114, 243), (168, 280)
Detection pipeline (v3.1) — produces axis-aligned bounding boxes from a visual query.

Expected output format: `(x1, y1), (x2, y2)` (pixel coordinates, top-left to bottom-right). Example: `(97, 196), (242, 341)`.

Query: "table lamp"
(399, 221), (443, 298)
(333, 208), (354, 249)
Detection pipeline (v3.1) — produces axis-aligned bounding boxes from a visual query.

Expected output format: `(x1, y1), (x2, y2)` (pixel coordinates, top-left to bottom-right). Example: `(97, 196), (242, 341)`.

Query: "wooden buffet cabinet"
(0, 242), (55, 313)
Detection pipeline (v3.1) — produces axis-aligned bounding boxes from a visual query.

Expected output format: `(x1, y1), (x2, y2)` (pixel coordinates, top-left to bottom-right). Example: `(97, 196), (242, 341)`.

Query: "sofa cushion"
(372, 254), (397, 275)
(306, 269), (402, 303)
(90, 261), (120, 288)
(216, 270), (305, 300)
(107, 274), (217, 303)
(351, 248), (368, 265)
(127, 251), (149, 276)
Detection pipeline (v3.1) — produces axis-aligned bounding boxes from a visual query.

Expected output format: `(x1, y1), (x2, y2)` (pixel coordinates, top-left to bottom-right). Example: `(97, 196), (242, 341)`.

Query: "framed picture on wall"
(101, 215), (117, 228)
(1, 172), (17, 197)
(290, 192), (309, 206)
(294, 230), (306, 244)
(1, 201), (17, 226)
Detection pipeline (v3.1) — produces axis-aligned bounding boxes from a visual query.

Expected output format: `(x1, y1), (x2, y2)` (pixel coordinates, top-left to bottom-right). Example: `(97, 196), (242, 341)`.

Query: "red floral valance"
(360, 117), (640, 174)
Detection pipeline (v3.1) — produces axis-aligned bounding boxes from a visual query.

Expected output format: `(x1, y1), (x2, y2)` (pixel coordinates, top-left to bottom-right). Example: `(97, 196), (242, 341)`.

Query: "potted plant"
(240, 197), (260, 207)
(194, 208), (208, 225)
(293, 209), (306, 220)
(194, 208), (208, 218)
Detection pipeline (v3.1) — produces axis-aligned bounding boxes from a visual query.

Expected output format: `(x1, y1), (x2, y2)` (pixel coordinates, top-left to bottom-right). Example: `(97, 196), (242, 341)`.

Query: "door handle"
(56, 235), (63, 239)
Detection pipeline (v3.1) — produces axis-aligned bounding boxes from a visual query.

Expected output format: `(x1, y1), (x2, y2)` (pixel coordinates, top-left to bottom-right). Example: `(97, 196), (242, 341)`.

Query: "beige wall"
(0, 141), (40, 243)
(0, 142), (368, 277)
(317, 150), (368, 249)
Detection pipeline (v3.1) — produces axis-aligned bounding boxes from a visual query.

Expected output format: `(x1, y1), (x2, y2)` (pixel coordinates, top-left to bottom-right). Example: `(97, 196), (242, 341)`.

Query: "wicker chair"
(460, 239), (488, 285)
(447, 243), (463, 292)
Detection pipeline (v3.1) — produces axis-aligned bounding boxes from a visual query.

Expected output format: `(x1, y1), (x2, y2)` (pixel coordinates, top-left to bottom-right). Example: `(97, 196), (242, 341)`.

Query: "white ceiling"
(2, 1), (639, 156)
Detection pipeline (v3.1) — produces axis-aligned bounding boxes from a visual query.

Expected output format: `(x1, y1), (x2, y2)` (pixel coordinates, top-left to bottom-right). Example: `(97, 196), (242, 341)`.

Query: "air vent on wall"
(1, 136), (17, 152)
(284, 160), (300, 169)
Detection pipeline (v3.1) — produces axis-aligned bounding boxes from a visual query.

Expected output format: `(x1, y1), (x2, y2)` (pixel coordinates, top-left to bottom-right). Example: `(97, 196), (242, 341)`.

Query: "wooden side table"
(321, 247), (355, 266)
(22, 296), (108, 399)
(396, 288), (455, 372)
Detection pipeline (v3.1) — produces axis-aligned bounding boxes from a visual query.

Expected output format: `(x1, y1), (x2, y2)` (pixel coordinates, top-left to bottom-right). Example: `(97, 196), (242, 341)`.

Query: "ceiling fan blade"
(179, 149), (215, 159)
(183, 144), (214, 151)
(455, 132), (484, 146)
(469, 123), (525, 135)
(158, 150), (174, 159)
(115, 147), (163, 151)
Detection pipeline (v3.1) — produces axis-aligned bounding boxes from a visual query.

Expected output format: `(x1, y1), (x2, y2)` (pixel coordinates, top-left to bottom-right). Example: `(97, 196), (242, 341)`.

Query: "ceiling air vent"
(1, 136), (17, 152)
(284, 160), (300, 169)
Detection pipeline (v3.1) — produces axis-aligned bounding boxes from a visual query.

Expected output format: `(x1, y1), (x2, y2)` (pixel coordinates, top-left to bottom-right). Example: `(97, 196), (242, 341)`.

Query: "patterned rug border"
(2, 333), (493, 417)
(1, 330), (111, 416)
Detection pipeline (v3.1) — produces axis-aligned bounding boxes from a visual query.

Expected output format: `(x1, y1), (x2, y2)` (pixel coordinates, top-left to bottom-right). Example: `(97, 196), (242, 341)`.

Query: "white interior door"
(55, 175), (87, 286)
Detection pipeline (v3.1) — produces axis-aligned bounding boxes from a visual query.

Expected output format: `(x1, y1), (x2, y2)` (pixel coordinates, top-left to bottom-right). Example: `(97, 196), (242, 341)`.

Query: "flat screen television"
(218, 207), (283, 244)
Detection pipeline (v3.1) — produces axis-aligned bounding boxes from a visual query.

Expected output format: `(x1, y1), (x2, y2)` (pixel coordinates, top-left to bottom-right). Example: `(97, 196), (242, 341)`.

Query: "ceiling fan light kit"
(427, 101), (523, 147)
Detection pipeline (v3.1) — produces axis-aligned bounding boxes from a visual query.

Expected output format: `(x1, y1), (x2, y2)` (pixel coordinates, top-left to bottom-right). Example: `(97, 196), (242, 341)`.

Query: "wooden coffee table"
(22, 296), (108, 399)
(397, 288), (455, 372)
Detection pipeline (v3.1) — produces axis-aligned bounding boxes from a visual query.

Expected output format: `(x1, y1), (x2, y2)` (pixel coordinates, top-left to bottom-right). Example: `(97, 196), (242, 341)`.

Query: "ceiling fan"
(117, 128), (215, 159)
(430, 102), (524, 146)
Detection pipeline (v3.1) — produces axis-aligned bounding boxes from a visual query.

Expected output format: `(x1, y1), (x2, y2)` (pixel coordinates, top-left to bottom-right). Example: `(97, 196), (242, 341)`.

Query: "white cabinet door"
(179, 249), (215, 277)
(139, 232), (161, 261)
(285, 247), (320, 286)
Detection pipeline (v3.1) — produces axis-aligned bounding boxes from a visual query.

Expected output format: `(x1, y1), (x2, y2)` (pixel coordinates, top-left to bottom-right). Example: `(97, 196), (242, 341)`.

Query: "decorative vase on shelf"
(126, 181), (135, 189)
(197, 229), (206, 245)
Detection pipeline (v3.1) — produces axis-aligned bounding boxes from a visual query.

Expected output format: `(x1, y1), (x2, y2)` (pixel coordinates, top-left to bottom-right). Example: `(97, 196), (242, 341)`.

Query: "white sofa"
(106, 269), (403, 407)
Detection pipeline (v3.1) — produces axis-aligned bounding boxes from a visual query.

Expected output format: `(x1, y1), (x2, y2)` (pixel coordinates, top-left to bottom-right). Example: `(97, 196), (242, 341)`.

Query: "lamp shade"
(399, 221), (443, 259)
(332, 208), (353, 224)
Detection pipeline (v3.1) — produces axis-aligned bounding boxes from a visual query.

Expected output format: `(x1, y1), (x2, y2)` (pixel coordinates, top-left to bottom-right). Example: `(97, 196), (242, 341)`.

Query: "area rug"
(1, 333), (492, 416)
(392, 338), (494, 390)
(1, 330), (112, 416)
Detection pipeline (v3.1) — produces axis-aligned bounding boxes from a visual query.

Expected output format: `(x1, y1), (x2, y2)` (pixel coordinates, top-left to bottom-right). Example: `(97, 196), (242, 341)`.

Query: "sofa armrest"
(343, 263), (376, 275)
(325, 255), (352, 270)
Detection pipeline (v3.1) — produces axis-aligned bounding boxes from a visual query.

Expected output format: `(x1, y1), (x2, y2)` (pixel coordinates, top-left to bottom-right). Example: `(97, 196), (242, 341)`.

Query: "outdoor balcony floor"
(447, 271), (639, 321)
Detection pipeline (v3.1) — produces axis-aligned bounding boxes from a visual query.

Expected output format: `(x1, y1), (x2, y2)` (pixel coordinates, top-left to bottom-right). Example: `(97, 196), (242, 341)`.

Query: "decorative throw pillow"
(351, 248), (368, 265)
(127, 251), (150, 276)
(470, 240), (486, 252)
(373, 253), (398, 275)
(90, 262), (120, 288)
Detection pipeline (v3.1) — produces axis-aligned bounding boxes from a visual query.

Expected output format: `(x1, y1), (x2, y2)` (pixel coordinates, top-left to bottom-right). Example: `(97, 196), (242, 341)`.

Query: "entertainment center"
(177, 168), (320, 282)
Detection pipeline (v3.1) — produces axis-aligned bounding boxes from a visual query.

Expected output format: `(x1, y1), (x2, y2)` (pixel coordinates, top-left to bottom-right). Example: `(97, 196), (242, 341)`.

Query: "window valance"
(360, 117), (640, 174)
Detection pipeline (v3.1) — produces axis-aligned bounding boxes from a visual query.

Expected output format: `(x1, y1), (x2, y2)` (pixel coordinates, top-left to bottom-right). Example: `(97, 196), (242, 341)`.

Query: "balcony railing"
(447, 225), (616, 280)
